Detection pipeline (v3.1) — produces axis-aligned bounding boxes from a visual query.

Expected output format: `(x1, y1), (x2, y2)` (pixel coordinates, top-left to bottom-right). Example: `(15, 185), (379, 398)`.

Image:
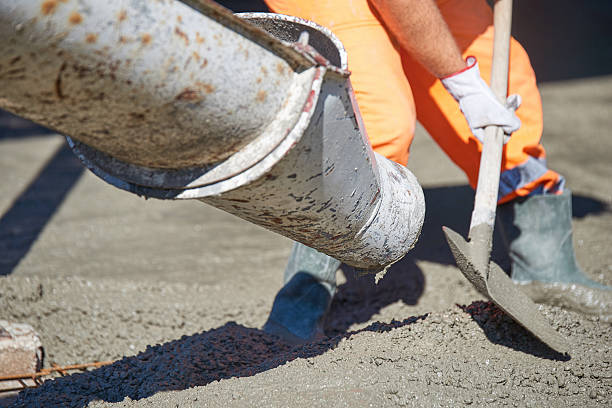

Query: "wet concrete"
(1, 36), (612, 408)
(1, 273), (609, 407)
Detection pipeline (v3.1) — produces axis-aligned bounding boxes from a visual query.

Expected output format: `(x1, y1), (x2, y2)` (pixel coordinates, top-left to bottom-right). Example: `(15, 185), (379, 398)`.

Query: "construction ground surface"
(1, 1), (611, 407)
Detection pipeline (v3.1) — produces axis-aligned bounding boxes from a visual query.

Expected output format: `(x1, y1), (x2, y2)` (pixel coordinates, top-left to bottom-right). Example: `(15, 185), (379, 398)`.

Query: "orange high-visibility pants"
(265, 0), (564, 203)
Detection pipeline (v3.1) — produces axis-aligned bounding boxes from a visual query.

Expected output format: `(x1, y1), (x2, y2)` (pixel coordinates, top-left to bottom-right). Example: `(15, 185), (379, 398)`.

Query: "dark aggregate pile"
(12, 323), (297, 406)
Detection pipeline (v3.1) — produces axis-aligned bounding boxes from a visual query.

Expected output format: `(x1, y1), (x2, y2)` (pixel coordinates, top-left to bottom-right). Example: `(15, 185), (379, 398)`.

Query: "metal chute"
(0, 1), (424, 271)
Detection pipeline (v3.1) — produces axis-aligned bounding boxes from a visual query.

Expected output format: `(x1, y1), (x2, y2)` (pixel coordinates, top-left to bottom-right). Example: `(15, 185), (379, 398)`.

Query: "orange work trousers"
(264, 0), (564, 203)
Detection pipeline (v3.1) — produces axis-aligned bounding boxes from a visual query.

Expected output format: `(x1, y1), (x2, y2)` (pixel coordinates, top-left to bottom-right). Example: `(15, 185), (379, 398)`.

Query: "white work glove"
(441, 56), (521, 143)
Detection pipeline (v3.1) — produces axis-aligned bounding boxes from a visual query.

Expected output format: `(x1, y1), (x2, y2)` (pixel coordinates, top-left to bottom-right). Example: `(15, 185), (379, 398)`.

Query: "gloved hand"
(441, 56), (521, 143)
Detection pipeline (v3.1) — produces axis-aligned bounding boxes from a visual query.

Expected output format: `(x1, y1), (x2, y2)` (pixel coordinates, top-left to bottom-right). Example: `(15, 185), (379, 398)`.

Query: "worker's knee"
(367, 121), (413, 166)
(367, 0), (388, 11)
(349, 71), (416, 165)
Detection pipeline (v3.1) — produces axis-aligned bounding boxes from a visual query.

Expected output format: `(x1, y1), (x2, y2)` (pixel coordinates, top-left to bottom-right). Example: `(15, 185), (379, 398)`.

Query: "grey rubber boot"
(497, 190), (610, 319)
(263, 242), (340, 343)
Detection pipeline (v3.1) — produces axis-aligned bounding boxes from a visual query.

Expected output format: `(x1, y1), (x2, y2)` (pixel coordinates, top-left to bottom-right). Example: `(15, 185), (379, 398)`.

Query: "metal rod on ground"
(51, 363), (67, 377)
(0, 361), (114, 393)
(0, 1), (424, 272)
(0, 361), (114, 382)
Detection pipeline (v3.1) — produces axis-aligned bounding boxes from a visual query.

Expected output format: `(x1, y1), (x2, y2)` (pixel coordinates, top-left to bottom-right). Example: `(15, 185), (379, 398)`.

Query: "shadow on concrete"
(421, 185), (608, 262)
(0, 142), (84, 276)
(0, 110), (55, 141)
(10, 317), (426, 406)
(10, 299), (569, 406)
(326, 257), (425, 336)
(459, 301), (570, 361)
(571, 194), (610, 219)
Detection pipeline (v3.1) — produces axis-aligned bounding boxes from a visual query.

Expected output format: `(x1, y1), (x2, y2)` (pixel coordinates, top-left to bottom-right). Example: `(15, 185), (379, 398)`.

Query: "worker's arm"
(369, 0), (521, 141)
(369, 0), (465, 78)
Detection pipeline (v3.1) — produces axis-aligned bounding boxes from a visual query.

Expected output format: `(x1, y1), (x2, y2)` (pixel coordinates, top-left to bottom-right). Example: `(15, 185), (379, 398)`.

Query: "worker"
(260, 0), (611, 343)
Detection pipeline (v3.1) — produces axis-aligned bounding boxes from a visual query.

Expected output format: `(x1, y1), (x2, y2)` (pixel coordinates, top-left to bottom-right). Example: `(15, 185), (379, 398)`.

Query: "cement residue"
(1, 274), (610, 408)
(516, 281), (612, 323)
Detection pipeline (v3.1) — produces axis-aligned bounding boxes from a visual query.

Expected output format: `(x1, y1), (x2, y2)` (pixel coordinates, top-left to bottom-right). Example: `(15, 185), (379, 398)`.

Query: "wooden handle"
(469, 0), (513, 233)
(490, 0), (513, 101)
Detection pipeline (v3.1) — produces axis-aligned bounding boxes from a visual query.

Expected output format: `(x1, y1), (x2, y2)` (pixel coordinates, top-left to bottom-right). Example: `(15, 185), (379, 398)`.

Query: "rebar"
(0, 361), (113, 393)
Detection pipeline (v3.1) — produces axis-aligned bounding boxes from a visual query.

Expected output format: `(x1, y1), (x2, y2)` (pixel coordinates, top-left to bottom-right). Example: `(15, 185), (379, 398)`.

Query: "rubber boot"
(263, 242), (341, 343)
(497, 190), (611, 320)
